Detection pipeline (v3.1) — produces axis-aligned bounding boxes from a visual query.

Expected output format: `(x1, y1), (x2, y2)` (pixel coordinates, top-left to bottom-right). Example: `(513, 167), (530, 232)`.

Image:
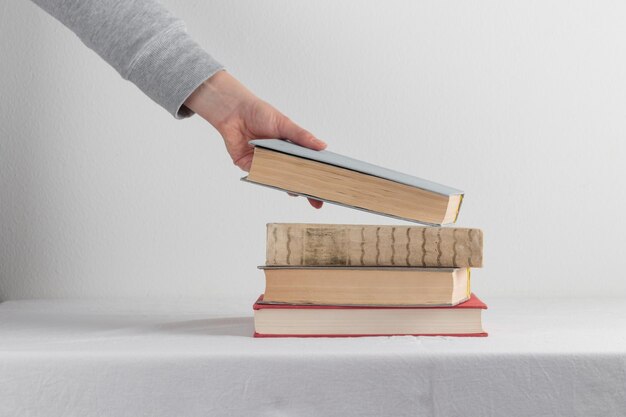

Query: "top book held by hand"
(243, 140), (464, 225)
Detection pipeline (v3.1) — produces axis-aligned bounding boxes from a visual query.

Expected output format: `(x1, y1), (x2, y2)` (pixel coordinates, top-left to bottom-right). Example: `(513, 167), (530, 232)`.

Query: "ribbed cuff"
(126, 25), (224, 119)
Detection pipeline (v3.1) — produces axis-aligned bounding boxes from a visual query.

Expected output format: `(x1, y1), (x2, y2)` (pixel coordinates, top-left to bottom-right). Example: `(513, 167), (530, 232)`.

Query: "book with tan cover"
(260, 266), (471, 306)
(266, 223), (483, 268)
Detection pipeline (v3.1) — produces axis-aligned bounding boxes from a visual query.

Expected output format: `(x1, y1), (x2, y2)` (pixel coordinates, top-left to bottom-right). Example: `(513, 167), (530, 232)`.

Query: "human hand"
(184, 71), (326, 209)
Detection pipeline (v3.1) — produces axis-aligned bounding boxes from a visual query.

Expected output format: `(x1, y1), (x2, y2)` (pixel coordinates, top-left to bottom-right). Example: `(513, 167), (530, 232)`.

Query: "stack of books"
(254, 224), (485, 337)
(244, 140), (487, 337)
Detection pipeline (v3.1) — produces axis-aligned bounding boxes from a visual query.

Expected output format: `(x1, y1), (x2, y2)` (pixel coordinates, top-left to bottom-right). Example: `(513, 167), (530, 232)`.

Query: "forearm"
(31, 0), (224, 118)
(184, 71), (257, 132)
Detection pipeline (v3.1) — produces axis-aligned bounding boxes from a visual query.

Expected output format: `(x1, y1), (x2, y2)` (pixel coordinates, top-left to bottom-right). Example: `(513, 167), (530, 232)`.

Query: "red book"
(254, 293), (487, 337)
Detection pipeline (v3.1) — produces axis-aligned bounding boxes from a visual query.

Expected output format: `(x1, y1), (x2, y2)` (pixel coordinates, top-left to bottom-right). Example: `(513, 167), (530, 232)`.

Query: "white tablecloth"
(1, 297), (625, 417)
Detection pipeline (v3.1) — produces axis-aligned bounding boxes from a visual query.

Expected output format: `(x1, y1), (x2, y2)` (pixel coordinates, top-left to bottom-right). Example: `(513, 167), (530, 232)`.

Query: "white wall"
(2, 1), (626, 301)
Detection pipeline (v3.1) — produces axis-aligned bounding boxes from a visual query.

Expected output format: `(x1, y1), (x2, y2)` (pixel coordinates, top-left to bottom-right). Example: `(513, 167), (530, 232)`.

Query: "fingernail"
(314, 138), (327, 147)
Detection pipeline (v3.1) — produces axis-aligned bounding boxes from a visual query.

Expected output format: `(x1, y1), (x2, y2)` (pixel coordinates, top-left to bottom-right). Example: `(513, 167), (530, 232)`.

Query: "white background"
(1, 1), (625, 301)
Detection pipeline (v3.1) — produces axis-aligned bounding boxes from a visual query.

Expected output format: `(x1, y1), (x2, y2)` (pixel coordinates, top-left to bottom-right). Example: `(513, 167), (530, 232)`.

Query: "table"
(1, 297), (625, 416)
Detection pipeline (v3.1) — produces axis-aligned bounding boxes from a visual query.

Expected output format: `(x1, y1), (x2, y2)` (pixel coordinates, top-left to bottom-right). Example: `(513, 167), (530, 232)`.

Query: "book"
(253, 293), (487, 337)
(260, 266), (470, 306)
(266, 223), (483, 268)
(243, 140), (464, 225)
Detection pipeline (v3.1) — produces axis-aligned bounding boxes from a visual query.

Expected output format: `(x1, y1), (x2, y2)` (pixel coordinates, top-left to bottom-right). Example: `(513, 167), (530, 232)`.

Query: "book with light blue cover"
(243, 139), (464, 225)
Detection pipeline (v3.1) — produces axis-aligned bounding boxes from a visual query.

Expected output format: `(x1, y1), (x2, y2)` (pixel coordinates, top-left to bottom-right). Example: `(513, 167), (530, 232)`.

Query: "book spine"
(266, 224), (483, 268)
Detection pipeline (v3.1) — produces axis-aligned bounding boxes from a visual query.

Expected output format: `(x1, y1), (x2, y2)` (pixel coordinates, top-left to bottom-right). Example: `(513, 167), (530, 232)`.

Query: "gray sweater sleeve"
(30, 0), (224, 118)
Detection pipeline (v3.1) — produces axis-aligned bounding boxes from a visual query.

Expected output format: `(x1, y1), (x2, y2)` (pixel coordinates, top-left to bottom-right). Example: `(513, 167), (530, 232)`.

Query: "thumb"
(277, 116), (327, 151)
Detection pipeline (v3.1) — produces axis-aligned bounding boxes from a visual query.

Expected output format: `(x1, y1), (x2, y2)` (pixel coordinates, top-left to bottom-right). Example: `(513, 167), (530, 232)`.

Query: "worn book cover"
(266, 223), (483, 268)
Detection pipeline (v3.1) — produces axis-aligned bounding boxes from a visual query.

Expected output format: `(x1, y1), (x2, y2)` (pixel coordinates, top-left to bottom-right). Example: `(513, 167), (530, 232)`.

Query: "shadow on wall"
(0, 2), (71, 301)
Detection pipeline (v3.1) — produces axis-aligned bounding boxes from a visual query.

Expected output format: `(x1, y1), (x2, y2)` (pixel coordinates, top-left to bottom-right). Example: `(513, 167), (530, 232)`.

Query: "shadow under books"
(3, 311), (255, 338)
(157, 317), (254, 337)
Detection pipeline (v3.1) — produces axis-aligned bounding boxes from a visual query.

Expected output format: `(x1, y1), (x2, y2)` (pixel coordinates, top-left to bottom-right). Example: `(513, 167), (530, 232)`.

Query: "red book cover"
(253, 293), (488, 338)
